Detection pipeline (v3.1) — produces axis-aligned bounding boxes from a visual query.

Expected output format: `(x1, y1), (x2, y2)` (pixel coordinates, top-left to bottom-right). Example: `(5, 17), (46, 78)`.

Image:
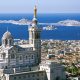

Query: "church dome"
(2, 31), (13, 40)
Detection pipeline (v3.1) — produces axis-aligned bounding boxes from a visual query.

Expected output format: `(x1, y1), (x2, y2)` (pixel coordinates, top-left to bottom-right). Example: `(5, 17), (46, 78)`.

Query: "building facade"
(40, 60), (66, 80)
(4, 71), (47, 80)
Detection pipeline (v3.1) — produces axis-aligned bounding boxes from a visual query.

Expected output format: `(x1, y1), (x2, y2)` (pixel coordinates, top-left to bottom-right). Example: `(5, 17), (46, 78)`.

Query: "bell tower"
(28, 5), (42, 64)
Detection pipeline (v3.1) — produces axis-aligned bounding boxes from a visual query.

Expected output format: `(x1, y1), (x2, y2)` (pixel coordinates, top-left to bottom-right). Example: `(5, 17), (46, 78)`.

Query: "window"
(12, 50), (14, 53)
(5, 66), (7, 69)
(41, 73), (43, 76)
(14, 77), (16, 80)
(23, 75), (26, 78)
(19, 76), (21, 79)
(56, 77), (60, 80)
(37, 74), (39, 77)
(35, 33), (40, 39)
(31, 40), (33, 44)
(51, 70), (53, 73)
(28, 74), (30, 78)
(26, 56), (27, 59)
(37, 54), (38, 57)
(5, 39), (7, 45)
(32, 74), (35, 77)
(11, 54), (15, 59)
(32, 32), (33, 39)
(2, 53), (6, 59)
(32, 55), (34, 59)
(20, 56), (22, 60)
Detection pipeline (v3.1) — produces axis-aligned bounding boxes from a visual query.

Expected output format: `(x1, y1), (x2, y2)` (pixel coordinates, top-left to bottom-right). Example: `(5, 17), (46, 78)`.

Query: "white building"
(40, 60), (66, 80)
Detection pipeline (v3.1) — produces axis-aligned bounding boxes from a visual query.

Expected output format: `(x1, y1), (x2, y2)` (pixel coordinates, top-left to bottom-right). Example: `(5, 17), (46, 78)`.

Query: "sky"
(0, 0), (80, 13)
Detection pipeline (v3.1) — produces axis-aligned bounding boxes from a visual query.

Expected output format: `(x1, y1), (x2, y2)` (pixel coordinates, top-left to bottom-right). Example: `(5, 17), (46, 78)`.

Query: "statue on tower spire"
(32, 5), (38, 26)
(34, 5), (37, 18)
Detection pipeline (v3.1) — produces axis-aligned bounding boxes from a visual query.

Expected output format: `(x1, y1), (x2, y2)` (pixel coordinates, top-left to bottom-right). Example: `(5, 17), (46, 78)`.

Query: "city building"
(40, 60), (66, 80)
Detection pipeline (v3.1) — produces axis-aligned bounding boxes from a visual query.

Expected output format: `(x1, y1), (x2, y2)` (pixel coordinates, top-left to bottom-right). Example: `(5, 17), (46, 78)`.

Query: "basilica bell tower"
(28, 5), (42, 64)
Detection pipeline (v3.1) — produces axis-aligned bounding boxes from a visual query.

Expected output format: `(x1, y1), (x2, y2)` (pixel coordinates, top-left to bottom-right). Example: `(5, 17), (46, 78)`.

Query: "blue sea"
(0, 13), (80, 41)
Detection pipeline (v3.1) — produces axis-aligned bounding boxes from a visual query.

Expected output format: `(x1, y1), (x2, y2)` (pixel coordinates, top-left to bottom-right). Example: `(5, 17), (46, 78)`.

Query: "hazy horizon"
(0, 12), (80, 14)
(0, 0), (80, 13)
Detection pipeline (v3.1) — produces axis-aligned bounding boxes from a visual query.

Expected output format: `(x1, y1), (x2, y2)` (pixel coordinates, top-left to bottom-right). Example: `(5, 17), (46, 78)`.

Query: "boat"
(43, 25), (57, 30)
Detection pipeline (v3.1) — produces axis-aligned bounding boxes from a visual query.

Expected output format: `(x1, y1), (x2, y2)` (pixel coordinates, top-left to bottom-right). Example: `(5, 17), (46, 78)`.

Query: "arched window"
(32, 55), (34, 59)
(11, 54), (15, 59)
(35, 32), (40, 39)
(5, 66), (7, 69)
(20, 56), (22, 60)
(5, 39), (7, 45)
(2, 53), (6, 59)
(26, 56), (27, 59)
(10, 39), (12, 45)
(32, 31), (33, 39)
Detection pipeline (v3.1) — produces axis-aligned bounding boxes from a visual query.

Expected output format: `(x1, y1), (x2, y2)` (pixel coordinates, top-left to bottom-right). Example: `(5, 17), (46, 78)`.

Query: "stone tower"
(28, 5), (42, 64)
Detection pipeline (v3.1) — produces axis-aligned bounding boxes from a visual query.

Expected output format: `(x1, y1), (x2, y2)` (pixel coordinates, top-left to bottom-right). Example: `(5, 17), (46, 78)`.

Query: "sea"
(0, 13), (80, 41)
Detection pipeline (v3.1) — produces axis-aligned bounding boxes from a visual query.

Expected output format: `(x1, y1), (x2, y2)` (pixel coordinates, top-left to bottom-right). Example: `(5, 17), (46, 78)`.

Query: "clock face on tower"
(35, 33), (40, 39)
